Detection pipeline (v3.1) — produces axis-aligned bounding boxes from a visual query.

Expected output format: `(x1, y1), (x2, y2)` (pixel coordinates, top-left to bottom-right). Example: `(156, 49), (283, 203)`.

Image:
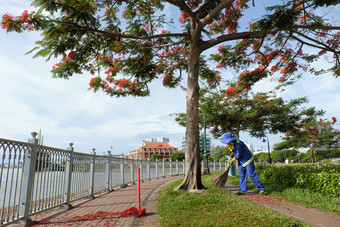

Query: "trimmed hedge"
(256, 163), (340, 197)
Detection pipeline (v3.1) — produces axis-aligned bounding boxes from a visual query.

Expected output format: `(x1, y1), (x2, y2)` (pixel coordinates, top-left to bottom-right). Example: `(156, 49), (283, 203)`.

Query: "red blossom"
(225, 87), (237, 96)
(278, 76), (287, 82)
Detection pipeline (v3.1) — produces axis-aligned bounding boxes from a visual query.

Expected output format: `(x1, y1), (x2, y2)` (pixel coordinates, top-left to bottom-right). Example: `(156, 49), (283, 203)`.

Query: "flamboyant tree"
(173, 78), (322, 140)
(274, 116), (340, 162)
(2, 0), (339, 190)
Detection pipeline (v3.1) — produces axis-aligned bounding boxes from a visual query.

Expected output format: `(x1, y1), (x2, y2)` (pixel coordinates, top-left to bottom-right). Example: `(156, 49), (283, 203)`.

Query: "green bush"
(256, 163), (340, 197)
(151, 154), (163, 161)
(296, 171), (340, 197)
(170, 152), (185, 161)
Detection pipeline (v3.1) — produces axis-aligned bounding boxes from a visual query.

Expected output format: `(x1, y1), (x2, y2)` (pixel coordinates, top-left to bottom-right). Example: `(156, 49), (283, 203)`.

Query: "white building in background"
(144, 137), (170, 143)
(244, 141), (254, 153)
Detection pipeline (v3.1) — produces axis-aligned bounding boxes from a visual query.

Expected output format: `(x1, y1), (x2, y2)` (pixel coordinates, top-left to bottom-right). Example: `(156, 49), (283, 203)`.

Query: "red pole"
(138, 168), (140, 208)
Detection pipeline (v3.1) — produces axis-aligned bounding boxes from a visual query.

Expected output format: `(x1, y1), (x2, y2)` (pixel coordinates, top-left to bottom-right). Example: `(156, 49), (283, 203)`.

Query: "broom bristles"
(213, 166), (231, 188)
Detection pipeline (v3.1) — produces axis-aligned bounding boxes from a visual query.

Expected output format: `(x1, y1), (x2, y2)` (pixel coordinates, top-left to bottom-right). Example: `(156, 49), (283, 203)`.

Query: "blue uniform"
(232, 140), (265, 192)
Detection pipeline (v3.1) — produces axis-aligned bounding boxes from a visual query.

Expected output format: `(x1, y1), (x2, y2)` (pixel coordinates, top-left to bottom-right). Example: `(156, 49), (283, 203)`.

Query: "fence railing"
(0, 132), (227, 226)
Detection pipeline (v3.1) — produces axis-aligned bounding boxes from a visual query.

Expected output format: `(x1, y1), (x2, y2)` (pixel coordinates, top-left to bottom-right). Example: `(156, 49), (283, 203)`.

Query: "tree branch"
(293, 29), (338, 51)
(290, 34), (326, 50)
(175, 0), (200, 24)
(292, 25), (340, 30)
(81, 26), (189, 40)
(195, 0), (216, 15)
(200, 0), (235, 27)
(152, 40), (189, 49)
(200, 30), (277, 51)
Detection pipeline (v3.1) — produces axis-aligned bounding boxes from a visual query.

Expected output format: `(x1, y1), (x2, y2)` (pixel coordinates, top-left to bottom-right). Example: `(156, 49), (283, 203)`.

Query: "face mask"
(227, 142), (234, 151)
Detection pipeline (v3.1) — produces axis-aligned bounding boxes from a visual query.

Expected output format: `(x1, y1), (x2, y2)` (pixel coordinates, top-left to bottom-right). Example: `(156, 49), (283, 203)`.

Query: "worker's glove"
(229, 157), (236, 166)
(230, 153), (235, 158)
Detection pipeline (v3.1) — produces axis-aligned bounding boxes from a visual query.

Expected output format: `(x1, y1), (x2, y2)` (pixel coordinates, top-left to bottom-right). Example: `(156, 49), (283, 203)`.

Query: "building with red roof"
(125, 141), (179, 160)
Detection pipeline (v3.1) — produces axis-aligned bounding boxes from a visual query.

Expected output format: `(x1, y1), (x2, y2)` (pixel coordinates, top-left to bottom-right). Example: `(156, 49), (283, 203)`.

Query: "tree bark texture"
(176, 36), (205, 190)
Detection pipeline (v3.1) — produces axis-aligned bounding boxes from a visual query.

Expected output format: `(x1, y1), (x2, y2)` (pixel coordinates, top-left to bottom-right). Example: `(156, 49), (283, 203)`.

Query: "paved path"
(19, 175), (183, 227)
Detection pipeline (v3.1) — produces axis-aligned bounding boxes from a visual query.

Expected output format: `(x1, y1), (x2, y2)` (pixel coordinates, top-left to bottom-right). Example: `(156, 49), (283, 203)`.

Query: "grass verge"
(157, 172), (306, 226)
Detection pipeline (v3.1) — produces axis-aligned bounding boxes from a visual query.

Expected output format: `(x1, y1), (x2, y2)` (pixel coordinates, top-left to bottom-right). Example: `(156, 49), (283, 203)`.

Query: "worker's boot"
(259, 190), (267, 195)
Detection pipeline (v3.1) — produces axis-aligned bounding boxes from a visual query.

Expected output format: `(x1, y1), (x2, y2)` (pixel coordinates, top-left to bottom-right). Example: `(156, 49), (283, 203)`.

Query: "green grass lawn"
(157, 172), (308, 226)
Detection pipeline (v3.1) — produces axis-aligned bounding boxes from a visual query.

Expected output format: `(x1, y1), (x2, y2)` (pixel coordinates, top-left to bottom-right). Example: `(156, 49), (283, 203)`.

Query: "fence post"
(182, 160), (185, 175)
(139, 157), (143, 182)
(89, 148), (96, 198)
(18, 132), (38, 223)
(162, 159), (165, 177)
(106, 151), (112, 191)
(176, 160), (179, 174)
(147, 158), (150, 180)
(120, 154), (125, 186)
(169, 159), (172, 176)
(213, 160), (216, 172)
(155, 159), (158, 179)
(130, 157), (134, 183)
(219, 161), (222, 171)
(63, 143), (74, 208)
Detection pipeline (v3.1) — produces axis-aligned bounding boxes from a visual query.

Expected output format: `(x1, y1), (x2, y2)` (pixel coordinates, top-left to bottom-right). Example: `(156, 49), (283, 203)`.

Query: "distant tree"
(2, 0), (339, 191)
(200, 85), (319, 140)
(211, 145), (229, 161)
(174, 82), (322, 143)
(254, 152), (269, 163)
(270, 149), (298, 162)
(151, 154), (163, 161)
(274, 116), (340, 162)
(170, 152), (185, 161)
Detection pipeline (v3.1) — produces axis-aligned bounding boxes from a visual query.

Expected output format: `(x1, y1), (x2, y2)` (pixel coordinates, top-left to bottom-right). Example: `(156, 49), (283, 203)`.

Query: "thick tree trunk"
(176, 41), (205, 191)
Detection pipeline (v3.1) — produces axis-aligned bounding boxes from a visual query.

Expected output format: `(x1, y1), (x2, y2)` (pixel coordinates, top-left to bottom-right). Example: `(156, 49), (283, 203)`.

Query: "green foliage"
(211, 146), (229, 161)
(193, 84), (322, 140)
(296, 171), (340, 197)
(274, 116), (340, 163)
(256, 163), (340, 197)
(269, 149), (298, 163)
(254, 152), (270, 163)
(170, 152), (185, 161)
(150, 154), (162, 161)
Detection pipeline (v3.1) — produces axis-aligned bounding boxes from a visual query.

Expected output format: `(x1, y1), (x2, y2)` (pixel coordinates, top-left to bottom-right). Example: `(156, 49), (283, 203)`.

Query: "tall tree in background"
(174, 79), (324, 142)
(197, 83), (311, 139)
(274, 116), (340, 162)
(2, 0), (339, 190)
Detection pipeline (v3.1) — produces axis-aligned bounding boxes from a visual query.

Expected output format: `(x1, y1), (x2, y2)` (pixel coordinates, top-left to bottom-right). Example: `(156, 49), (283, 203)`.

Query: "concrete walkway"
(19, 175), (183, 227)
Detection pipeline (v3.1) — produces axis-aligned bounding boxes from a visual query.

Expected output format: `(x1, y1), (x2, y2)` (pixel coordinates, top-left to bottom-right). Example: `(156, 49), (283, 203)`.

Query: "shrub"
(151, 154), (163, 161)
(256, 163), (340, 197)
(170, 152), (185, 161)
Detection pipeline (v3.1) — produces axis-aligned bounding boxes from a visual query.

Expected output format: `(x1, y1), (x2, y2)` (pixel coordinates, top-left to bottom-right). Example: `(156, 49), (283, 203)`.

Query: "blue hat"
(221, 132), (237, 144)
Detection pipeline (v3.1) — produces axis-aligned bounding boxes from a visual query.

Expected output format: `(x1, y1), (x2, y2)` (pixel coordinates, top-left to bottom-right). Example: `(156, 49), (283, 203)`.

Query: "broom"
(212, 164), (231, 188)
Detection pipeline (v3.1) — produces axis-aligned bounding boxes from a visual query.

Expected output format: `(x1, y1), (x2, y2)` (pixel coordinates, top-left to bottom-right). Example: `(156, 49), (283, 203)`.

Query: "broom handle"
(138, 168), (140, 208)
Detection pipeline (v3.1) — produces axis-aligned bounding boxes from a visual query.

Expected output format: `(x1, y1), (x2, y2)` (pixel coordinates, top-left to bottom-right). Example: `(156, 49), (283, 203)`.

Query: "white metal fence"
(0, 132), (226, 226)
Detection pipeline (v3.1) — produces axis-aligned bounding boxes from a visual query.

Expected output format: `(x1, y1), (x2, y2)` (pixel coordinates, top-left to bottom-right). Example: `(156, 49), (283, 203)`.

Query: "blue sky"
(1, 1), (339, 156)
